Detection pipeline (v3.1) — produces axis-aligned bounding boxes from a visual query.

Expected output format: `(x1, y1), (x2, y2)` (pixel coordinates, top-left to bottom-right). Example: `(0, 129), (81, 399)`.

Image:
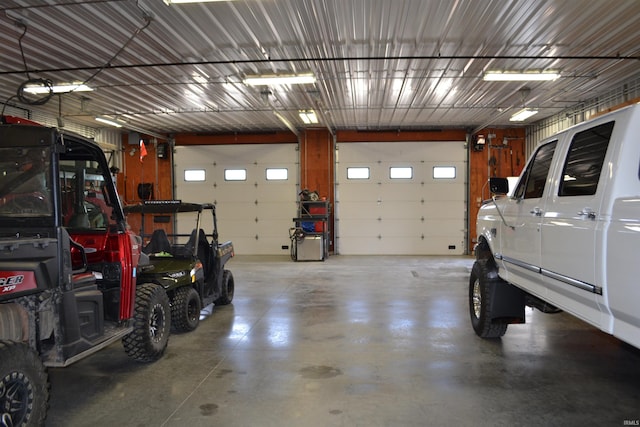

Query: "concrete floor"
(47, 255), (640, 427)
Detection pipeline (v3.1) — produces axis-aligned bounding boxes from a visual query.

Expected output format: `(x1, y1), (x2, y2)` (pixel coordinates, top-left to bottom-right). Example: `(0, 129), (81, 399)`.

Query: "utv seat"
(69, 238), (97, 289)
(185, 229), (213, 278)
(143, 229), (173, 255)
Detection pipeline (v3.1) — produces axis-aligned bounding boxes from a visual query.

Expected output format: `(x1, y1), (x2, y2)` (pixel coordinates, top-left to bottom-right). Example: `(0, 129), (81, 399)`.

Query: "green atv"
(124, 200), (235, 332)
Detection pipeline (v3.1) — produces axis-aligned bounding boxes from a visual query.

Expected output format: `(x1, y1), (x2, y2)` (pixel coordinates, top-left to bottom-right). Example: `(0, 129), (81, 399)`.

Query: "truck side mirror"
(489, 177), (509, 195)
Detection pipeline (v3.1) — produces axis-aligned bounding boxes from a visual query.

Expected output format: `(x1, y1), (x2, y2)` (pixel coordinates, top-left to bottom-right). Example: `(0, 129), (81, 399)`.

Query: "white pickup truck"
(471, 102), (640, 349)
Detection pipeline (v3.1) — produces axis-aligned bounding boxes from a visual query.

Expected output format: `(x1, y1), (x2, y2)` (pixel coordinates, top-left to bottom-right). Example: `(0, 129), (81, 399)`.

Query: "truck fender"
(474, 238), (526, 323)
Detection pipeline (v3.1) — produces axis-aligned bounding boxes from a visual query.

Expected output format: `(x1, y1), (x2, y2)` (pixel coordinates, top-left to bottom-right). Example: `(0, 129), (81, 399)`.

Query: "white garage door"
(174, 144), (297, 255)
(336, 141), (466, 255)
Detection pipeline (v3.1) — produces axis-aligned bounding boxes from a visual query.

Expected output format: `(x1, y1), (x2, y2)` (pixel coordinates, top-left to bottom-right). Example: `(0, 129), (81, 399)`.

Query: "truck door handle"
(578, 208), (597, 219)
(530, 207), (543, 216)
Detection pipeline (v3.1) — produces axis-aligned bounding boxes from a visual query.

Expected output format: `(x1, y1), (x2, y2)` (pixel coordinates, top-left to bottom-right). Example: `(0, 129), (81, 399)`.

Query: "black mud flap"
(489, 280), (526, 324)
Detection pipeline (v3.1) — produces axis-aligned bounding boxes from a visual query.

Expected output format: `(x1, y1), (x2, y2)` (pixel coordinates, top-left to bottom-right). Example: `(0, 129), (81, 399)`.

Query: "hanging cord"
(79, 0), (153, 88)
(17, 19), (30, 80)
(2, 0), (153, 116)
(9, 18), (56, 107)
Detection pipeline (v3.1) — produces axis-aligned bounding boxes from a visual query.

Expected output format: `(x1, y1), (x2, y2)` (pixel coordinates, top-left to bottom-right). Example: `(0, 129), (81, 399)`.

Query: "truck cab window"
(559, 121), (614, 197)
(513, 141), (557, 199)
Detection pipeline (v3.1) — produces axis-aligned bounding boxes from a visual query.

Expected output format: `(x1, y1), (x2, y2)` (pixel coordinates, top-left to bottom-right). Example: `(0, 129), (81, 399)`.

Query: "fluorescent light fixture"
(483, 71), (560, 81)
(298, 110), (318, 124)
(95, 117), (124, 128)
(243, 73), (316, 86)
(164, 0), (234, 4)
(23, 83), (93, 94)
(509, 108), (539, 122)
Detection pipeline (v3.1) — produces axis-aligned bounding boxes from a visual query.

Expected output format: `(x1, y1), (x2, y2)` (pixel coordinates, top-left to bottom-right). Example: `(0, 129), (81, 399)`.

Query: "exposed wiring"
(79, 0), (154, 88)
(16, 78), (54, 105)
(16, 19), (29, 79)
(2, 0), (154, 115)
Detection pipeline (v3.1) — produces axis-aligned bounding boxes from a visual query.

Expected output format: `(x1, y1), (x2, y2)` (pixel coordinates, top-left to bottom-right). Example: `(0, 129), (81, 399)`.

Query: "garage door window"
(433, 166), (456, 179)
(390, 167), (412, 179)
(225, 169), (247, 181)
(266, 168), (288, 180)
(347, 167), (370, 179)
(184, 169), (206, 182)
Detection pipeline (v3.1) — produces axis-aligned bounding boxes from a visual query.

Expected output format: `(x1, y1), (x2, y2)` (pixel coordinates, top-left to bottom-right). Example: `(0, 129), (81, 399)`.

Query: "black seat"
(144, 229), (172, 254)
(185, 229), (213, 278)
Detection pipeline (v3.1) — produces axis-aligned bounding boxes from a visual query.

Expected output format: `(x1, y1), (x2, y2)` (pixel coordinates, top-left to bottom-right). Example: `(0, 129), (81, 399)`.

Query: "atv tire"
(123, 283), (171, 362)
(215, 270), (234, 305)
(0, 340), (49, 427)
(172, 287), (201, 333)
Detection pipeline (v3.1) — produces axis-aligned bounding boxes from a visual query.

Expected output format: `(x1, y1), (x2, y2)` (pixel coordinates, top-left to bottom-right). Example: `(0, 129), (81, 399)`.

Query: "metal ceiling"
(1, 0), (639, 135)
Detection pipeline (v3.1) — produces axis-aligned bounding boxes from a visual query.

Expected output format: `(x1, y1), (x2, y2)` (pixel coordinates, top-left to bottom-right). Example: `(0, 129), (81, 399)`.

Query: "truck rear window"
(559, 121), (614, 197)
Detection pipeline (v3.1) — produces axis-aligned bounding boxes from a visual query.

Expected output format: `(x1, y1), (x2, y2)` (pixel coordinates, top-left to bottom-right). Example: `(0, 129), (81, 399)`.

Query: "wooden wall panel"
(119, 134), (174, 239)
(300, 129), (335, 253)
(468, 129), (526, 252)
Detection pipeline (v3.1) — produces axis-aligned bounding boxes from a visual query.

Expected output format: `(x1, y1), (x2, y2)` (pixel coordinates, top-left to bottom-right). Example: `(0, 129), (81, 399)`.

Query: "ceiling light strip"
(509, 108), (539, 122)
(164, 0), (234, 4)
(23, 83), (93, 94)
(484, 71), (560, 81)
(243, 74), (316, 86)
(95, 117), (123, 128)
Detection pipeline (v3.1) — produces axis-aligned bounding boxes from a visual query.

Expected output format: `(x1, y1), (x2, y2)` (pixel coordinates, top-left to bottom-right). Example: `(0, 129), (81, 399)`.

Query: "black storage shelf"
(292, 200), (330, 261)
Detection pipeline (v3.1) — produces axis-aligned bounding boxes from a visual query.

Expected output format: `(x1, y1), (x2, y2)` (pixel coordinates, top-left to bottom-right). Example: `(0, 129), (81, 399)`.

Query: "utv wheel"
(469, 260), (508, 338)
(0, 341), (49, 427)
(172, 287), (201, 333)
(214, 270), (234, 305)
(123, 283), (171, 362)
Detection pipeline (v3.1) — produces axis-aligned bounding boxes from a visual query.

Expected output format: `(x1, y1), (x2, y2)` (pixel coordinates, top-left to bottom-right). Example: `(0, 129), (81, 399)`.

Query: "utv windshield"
(0, 147), (53, 218)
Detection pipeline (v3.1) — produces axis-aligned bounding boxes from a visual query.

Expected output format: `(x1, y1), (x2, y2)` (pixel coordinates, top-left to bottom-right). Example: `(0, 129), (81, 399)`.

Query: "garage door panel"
(421, 201), (466, 218)
(258, 219), (295, 237)
(223, 221), (257, 237)
(338, 219), (384, 236)
(257, 202), (297, 218)
(258, 184), (297, 201)
(337, 141), (466, 255)
(338, 236), (463, 255)
(175, 144), (297, 255)
(378, 187), (422, 201)
(378, 219), (425, 236)
(337, 202), (381, 218)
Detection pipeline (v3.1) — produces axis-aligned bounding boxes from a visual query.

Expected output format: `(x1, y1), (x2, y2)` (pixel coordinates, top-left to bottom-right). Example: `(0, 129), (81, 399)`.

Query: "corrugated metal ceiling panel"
(0, 0), (638, 135)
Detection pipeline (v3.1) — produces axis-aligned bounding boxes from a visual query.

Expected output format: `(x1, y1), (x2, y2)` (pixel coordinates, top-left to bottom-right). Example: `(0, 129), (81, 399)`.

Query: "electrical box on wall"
(157, 143), (169, 159)
(128, 132), (139, 145)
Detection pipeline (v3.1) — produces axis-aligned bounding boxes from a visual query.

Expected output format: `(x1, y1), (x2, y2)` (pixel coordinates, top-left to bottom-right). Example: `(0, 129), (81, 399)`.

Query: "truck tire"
(214, 270), (234, 305)
(171, 287), (201, 333)
(123, 283), (171, 363)
(469, 260), (508, 338)
(0, 340), (48, 427)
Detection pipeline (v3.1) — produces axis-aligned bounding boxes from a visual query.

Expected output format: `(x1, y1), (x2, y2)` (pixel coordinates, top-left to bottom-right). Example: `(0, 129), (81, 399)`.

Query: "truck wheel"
(214, 270), (234, 305)
(172, 287), (201, 333)
(0, 341), (48, 427)
(469, 260), (508, 338)
(123, 283), (171, 363)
